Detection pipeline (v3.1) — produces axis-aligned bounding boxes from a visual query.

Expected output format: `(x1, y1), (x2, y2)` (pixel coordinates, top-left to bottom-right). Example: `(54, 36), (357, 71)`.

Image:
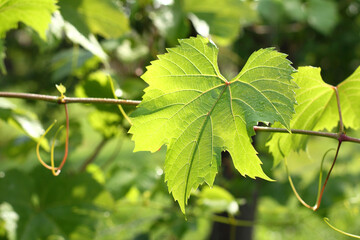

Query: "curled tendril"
(324, 218), (360, 239)
(36, 104), (69, 176)
(284, 147), (337, 211)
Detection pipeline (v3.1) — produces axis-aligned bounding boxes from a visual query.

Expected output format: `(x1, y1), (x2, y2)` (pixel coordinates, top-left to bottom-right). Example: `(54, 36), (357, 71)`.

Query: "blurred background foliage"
(1, 0), (360, 239)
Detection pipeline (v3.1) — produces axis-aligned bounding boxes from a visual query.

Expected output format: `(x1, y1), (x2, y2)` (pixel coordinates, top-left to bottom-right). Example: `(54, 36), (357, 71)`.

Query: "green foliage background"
(1, 0), (360, 239)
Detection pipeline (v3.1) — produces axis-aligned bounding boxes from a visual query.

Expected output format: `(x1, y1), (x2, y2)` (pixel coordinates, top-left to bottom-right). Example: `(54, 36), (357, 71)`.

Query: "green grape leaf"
(58, 0), (129, 39)
(267, 67), (337, 165)
(267, 66), (360, 165)
(0, 0), (57, 40)
(338, 66), (360, 129)
(184, 0), (258, 46)
(129, 36), (296, 212)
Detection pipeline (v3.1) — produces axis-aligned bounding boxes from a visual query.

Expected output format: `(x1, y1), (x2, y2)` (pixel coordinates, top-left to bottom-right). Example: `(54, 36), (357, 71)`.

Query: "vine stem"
(0, 92), (141, 105)
(2, 91), (360, 144)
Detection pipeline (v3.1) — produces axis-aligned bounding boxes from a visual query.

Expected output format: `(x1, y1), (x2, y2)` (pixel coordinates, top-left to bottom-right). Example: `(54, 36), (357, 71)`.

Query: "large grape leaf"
(129, 36), (296, 212)
(267, 66), (360, 165)
(0, 0), (57, 40)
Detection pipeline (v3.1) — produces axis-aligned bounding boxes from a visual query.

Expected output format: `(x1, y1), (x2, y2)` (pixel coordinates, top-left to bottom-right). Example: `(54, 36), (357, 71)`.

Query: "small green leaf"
(0, 0), (57, 40)
(56, 83), (66, 97)
(267, 66), (360, 165)
(130, 36), (296, 212)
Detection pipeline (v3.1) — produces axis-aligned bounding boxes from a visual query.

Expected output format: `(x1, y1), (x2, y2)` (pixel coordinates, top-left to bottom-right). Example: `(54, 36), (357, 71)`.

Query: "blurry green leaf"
(150, 0), (190, 46)
(258, 0), (286, 24)
(0, 202), (18, 240)
(85, 164), (105, 185)
(104, 201), (164, 239)
(181, 218), (211, 240)
(115, 39), (149, 63)
(198, 185), (239, 215)
(11, 114), (45, 139)
(104, 138), (165, 199)
(307, 0), (338, 35)
(0, 99), (13, 120)
(0, 169), (115, 240)
(75, 70), (119, 112)
(43, 12), (109, 63)
(75, 71), (123, 135)
(184, 0), (258, 46)
(283, 0), (306, 22)
(130, 36), (296, 212)
(0, 100), (49, 150)
(58, 0), (130, 39)
(51, 48), (94, 82)
(256, 197), (346, 240)
(88, 110), (121, 138)
(0, 0), (57, 40)
(75, 71), (113, 99)
(119, 77), (147, 100)
(125, 186), (141, 203)
(0, 39), (6, 74)
(63, 21), (108, 63)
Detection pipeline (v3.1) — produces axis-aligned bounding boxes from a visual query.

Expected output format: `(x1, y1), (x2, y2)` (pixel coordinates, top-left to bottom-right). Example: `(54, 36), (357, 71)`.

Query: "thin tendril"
(108, 75), (133, 125)
(36, 120), (59, 171)
(54, 103), (69, 174)
(324, 218), (360, 239)
(50, 125), (64, 176)
(314, 148), (336, 209)
(284, 148), (336, 211)
(314, 141), (342, 210)
(284, 157), (312, 209)
(36, 104), (69, 175)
